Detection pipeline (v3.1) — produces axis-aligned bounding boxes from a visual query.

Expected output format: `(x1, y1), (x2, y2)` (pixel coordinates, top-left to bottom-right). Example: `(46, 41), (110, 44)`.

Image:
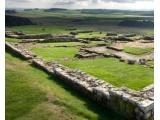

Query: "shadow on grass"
(46, 74), (126, 120)
(5, 48), (28, 61)
(31, 60), (126, 120)
(6, 50), (126, 120)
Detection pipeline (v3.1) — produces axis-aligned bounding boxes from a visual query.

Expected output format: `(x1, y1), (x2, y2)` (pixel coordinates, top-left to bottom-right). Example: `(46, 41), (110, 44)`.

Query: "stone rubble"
(5, 42), (154, 120)
(5, 31), (79, 43)
(78, 46), (154, 66)
(5, 42), (36, 59)
(5, 31), (25, 38)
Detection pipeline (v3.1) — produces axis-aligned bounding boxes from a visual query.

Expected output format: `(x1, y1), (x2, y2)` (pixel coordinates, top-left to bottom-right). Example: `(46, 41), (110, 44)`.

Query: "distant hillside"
(80, 9), (154, 16)
(5, 10), (16, 14)
(24, 8), (40, 11)
(44, 8), (67, 12)
(118, 20), (154, 28)
(5, 15), (34, 26)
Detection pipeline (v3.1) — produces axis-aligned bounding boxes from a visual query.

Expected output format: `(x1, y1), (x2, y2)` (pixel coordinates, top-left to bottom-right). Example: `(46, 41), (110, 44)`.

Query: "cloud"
(5, 0), (154, 10)
(7, 0), (31, 3)
(54, 0), (76, 5)
(101, 0), (152, 3)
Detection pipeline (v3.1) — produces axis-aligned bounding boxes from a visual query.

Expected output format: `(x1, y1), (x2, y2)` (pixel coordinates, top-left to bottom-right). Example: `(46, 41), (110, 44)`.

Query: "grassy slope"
(123, 47), (153, 55)
(13, 10), (154, 20)
(30, 47), (153, 90)
(6, 52), (125, 120)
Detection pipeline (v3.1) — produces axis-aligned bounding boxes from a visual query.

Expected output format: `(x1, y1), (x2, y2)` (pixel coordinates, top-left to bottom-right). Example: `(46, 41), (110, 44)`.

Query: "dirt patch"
(110, 40), (154, 50)
(125, 41), (154, 48)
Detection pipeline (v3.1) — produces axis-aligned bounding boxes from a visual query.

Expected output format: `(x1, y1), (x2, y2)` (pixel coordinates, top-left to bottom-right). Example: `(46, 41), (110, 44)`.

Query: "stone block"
(137, 99), (154, 113)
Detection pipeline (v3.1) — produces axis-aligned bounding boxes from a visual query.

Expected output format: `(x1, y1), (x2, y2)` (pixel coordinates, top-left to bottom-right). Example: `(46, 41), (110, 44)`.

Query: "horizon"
(5, 7), (154, 12)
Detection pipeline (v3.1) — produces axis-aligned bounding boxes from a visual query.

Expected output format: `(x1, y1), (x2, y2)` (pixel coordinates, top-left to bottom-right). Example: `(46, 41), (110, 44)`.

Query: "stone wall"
(5, 31), (79, 43)
(5, 42), (154, 120)
(53, 65), (153, 120)
(20, 36), (79, 43)
(80, 47), (153, 66)
(5, 42), (36, 59)
(5, 31), (24, 39)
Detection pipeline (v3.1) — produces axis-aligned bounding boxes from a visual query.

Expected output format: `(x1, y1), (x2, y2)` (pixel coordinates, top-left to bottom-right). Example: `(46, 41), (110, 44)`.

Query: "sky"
(6, 0), (154, 10)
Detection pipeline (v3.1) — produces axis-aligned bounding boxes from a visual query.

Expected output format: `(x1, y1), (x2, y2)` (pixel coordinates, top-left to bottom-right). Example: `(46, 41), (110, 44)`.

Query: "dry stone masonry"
(5, 31), (26, 38)
(76, 46), (153, 66)
(5, 42), (154, 120)
(5, 31), (79, 43)
(5, 42), (36, 59)
(6, 31), (154, 45)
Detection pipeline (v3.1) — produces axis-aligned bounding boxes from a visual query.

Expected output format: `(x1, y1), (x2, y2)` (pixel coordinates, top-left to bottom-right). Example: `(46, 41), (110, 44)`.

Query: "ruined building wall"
(5, 42), (154, 120)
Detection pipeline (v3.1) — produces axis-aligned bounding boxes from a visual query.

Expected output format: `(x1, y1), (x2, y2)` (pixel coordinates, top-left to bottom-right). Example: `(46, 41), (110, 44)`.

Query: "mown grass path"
(6, 52), (126, 120)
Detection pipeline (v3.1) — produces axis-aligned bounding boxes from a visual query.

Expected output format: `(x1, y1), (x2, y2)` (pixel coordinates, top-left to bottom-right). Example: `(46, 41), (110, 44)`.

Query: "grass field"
(12, 9), (153, 18)
(5, 38), (21, 43)
(123, 47), (153, 55)
(6, 24), (154, 36)
(6, 52), (125, 120)
(44, 42), (85, 46)
(30, 46), (153, 90)
(6, 25), (71, 35)
(6, 9), (154, 36)
(31, 41), (108, 47)
(76, 32), (106, 38)
(62, 58), (153, 90)
(31, 47), (79, 61)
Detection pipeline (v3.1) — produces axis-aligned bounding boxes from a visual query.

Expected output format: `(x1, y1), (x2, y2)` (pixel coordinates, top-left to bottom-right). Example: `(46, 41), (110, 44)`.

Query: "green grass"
(5, 38), (20, 43)
(76, 32), (106, 38)
(36, 42), (86, 47)
(6, 25), (71, 35)
(6, 24), (154, 36)
(62, 58), (153, 90)
(6, 52), (125, 120)
(30, 47), (79, 61)
(30, 47), (153, 90)
(123, 47), (153, 55)
(34, 41), (110, 48)
(146, 60), (154, 66)
(12, 9), (154, 20)
(6, 8), (154, 36)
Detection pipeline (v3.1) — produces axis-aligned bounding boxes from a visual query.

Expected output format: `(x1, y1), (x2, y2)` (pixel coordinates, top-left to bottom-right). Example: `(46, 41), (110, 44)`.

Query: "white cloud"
(5, 0), (154, 10)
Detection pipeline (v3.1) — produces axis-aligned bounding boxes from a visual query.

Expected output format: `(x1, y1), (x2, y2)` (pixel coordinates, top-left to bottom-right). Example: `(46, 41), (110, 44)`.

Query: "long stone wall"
(5, 42), (36, 59)
(5, 31), (79, 43)
(21, 36), (79, 43)
(5, 42), (154, 120)
(53, 65), (153, 120)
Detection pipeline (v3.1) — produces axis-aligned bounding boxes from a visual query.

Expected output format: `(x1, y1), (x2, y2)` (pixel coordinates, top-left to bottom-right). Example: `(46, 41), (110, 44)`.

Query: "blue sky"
(6, 0), (154, 10)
